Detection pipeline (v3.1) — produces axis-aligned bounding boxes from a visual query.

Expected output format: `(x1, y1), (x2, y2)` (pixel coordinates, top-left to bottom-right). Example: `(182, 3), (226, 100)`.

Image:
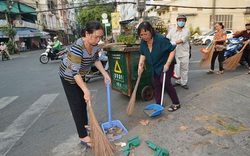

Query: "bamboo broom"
(87, 101), (117, 156)
(199, 43), (216, 68)
(223, 41), (249, 70)
(126, 73), (142, 116)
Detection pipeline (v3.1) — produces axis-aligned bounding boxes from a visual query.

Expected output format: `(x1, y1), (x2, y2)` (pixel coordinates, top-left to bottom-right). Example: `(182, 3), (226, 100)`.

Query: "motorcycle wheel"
(40, 55), (49, 64)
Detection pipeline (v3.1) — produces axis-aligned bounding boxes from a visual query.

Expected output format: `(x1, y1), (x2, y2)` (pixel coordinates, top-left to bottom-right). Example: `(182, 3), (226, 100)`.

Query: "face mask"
(177, 21), (186, 27)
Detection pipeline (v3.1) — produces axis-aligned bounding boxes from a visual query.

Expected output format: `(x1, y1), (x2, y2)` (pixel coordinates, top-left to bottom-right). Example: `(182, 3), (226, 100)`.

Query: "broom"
(199, 43), (216, 68)
(87, 101), (117, 156)
(223, 42), (249, 70)
(126, 73), (142, 116)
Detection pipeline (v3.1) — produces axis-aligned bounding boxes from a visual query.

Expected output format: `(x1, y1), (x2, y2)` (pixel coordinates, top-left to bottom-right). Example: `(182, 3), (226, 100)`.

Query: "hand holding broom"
(87, 101), (117, 156)
(223, 40), (250, 70)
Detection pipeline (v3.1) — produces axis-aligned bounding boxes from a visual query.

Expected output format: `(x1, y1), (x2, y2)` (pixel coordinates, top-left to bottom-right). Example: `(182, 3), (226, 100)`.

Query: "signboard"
(105, 23), (110, 27)
(111, 12), (120, 29)
(102, 19), (108, 24)
(101, 13), (108, 19)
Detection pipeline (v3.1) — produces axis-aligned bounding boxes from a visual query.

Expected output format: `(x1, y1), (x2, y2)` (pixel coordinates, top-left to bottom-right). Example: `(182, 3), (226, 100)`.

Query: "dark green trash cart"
(107, 45), (154, 101)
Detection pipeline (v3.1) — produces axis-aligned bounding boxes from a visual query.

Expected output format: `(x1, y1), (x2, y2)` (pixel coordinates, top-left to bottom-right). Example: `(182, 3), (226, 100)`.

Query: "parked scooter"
(39, 45), (68, 64)
(190, 38), (203, 46)
(84, 51), (109, 82)
(1, 50), (10, 61)
(224, 37), (247, 65)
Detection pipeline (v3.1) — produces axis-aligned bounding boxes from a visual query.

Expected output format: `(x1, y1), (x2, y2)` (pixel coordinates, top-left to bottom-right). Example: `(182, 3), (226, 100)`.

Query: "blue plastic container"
(101, 82), (128, 141)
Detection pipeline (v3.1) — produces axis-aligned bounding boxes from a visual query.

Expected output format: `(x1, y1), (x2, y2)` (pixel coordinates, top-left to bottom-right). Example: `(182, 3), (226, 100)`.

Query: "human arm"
(213, 31), (227, 43)
(163, 50), (176, 72)
(94, 60), (111, 84)
(74, 74), (91, 103)
(53, 41), (60, 49)
(138, 55), (146, 76)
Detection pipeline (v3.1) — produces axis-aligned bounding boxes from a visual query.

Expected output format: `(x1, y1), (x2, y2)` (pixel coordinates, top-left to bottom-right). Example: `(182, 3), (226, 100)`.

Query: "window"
(210, 15), (233, 29)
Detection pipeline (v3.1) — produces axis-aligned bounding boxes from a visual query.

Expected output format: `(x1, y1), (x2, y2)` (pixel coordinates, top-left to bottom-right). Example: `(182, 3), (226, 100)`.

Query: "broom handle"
(106, 81), (112, 124)
(206, 40), (213, 49)
(160, 72), (166, 106)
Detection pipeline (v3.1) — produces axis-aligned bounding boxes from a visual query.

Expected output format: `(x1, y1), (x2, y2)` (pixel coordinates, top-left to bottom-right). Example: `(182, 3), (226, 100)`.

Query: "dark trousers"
(211, 50), (225, 71)
(243, 49), (250, 66)
(53, 49), (59, 56)
(152, 64), (180, 105)
(60, 77), (88, 138)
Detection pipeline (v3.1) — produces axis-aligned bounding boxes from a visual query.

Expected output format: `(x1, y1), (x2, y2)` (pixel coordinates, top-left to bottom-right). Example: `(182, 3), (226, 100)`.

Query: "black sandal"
(168, 104), (181, 112)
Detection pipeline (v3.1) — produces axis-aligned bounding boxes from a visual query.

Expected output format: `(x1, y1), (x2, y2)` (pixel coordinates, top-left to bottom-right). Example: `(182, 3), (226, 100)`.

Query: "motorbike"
(224, 37), (247, 66)
(39, 45), (68, 64)
(84, 51), (109, 83)
(190, 38), (203, 46)
(1, 50), (10, 61)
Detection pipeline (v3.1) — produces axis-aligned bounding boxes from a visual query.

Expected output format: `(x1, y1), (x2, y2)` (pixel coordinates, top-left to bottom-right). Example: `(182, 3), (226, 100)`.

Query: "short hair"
(81, 20), (103, 37)
(137, 21), (155, 37)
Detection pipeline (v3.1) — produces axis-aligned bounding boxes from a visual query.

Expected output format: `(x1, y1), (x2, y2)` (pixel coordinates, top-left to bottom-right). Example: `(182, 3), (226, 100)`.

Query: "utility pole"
(211, 0), (216, 30)
(137, 0), (146, 23)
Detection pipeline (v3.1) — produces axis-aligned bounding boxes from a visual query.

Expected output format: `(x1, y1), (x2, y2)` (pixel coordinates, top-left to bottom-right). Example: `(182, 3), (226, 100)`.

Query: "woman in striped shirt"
(59, 20), (110, 148)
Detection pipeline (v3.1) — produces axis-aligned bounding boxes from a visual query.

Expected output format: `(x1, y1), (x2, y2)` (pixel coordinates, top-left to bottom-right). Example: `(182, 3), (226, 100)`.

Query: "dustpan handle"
(106, 81), (112, 124)
(160, 72), (166, 106)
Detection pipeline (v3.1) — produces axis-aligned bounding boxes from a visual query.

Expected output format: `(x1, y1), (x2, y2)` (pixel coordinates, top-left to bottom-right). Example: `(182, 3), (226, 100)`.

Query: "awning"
(19, 3), (37, 15)
(0, 31), (8, 38)
(16, 29), (34, 37)
(40, 35), (51, 39)
(0, 2), (36, 15)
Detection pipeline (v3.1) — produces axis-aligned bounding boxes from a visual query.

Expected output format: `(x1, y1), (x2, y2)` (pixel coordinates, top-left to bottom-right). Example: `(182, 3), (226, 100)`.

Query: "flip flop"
(245, 71), (250, 75)
(80, 141), (92, 148)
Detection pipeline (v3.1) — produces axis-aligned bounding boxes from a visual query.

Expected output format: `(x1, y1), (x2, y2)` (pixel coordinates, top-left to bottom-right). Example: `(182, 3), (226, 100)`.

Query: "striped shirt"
(58, 38), (100, 84)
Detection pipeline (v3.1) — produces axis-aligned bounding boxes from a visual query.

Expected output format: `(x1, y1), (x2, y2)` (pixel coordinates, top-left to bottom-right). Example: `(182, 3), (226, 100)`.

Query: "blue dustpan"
(101, 81), (128, 141)
(144, 72), (166, 117)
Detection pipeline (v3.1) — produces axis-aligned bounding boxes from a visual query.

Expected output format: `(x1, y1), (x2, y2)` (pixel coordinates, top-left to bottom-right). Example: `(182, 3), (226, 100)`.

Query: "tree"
(0, 24), (17, 54)
(77, 4), (114, 35)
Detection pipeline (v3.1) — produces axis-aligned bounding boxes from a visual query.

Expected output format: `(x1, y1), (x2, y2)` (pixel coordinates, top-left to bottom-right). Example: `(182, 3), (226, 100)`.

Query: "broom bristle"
(199, 43), (215, 68)
(223, 42), (248, 70)
(223, 52), (244, 70)
(126, 74), (142, 116)
(88, 104), (117, 156)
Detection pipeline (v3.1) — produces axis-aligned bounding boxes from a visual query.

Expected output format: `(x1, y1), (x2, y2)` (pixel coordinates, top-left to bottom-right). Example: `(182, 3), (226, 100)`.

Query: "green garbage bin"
(107, 44), (153, 101)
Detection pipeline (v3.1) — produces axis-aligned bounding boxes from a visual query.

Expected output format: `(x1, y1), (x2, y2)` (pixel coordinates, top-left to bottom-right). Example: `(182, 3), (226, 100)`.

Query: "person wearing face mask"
(167, 14), (191, 89)
(233, 22), (250, 75)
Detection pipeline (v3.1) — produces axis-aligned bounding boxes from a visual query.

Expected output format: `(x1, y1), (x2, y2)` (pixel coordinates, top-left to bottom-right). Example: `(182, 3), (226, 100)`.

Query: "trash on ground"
(179, 126), (188, 131)
(104, 125), (125, 137)
(114, 142), (126, 147)
(140, 119), (150, 126)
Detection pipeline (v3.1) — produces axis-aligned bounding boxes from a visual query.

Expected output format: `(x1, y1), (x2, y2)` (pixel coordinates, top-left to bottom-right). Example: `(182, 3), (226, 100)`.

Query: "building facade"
(117, 0), (250, 34)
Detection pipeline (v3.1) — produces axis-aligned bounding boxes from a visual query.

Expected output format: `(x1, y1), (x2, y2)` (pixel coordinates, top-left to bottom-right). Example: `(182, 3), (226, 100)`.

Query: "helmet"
(53, 36), (57, 39)
(245, 22), (250, 26)
(0, 42), (4, 45)
(176, 14), (187, 21)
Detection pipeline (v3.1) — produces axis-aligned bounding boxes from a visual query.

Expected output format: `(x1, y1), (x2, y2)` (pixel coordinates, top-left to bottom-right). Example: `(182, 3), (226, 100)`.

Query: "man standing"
(167, 14), (190, 89)
(233, 22), (250, 75)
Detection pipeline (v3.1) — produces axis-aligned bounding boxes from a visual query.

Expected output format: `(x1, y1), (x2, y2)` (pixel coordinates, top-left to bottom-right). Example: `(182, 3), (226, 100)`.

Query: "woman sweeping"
(58, 20), (110, 147)
(206, 22), (227, 75)
(137, 21), (181, 112)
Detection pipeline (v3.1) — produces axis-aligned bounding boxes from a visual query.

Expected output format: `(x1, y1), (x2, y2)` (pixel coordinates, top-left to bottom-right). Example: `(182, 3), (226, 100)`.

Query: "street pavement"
(1, 49), (249, 156)
(115, 74), (250, 156)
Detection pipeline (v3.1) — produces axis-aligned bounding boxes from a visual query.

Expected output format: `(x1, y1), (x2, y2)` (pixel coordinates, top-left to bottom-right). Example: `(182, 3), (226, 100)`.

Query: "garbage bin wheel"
(141, 86), (154, 101)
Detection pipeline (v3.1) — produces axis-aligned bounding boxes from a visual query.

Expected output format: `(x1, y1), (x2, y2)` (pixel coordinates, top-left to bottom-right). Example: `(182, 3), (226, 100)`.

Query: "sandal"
(216, 71), (224, 75)
(80, 141), (92, 148)
(168, 104), (181, 112)
(245, 71), (250, 75)
(206, 70), (214, 74)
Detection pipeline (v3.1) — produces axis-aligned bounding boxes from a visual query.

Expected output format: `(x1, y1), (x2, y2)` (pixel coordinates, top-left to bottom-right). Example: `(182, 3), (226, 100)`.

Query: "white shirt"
(167, 27), (190, 57)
